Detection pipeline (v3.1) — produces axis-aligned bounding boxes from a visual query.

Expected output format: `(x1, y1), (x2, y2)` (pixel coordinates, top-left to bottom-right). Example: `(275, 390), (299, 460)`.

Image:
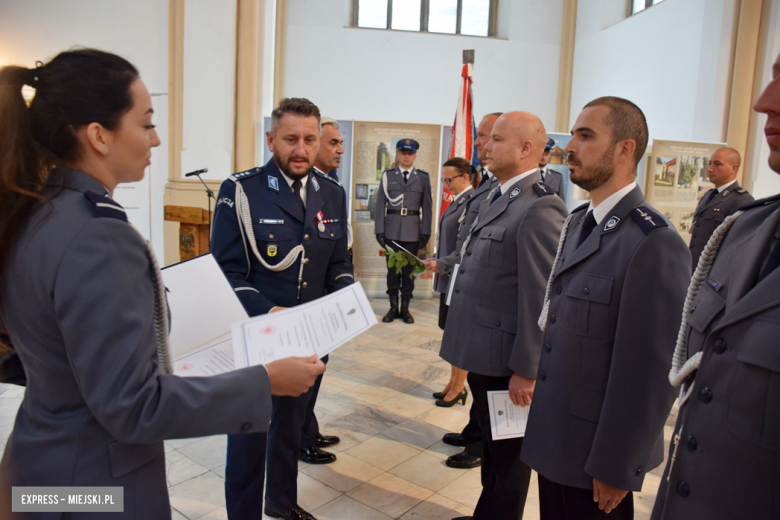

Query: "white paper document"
(445, 263), (460, 306)
(487, 390), (530, 440)
(232, 283), (377, 368)
(160, 254), (249, 377)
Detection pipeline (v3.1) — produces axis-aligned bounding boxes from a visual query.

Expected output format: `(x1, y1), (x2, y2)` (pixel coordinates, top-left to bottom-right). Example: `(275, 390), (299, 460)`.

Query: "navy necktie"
(705, 189), (719, 205)
(489, 187), (502, 205)
(577, 211), (597, 248)
(758, 238), (780, 283)
(403, 171), (409, 184)
(292, 179), (305, 212)
(478, 169), (489, 188)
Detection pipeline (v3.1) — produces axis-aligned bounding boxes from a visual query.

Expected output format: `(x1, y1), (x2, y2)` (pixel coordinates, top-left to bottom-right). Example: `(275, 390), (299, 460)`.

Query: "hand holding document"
(232, 283), (377, 368)
(487, 390), (529, 440)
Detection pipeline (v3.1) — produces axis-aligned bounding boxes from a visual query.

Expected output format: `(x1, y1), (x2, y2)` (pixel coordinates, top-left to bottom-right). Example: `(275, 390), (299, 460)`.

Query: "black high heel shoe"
(435, 388), (468, 407)
(432, 391), (447, 400)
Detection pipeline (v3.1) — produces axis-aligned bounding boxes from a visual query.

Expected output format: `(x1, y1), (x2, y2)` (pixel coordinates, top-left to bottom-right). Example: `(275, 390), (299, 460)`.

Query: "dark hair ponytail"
(0, 49), (139, 278)
(442, 157), (481, 189)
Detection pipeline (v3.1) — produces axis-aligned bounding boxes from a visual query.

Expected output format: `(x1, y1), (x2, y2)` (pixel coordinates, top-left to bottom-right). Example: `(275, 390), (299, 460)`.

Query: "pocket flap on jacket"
(255, 224), (293, 242)
(474, 305), (517, 334)
(737, 320), (780, 373)
(108, 441), (163, 478)
(318, 224), (344, 241)
(564, 272), (613, 304)
(478, 226), (506, 242)
(687, 288), (726, 333)
(569, 387), (604, 423)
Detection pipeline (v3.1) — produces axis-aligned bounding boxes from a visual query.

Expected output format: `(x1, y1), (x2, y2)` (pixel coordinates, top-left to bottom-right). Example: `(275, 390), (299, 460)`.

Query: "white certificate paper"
(445, 263), (459, 306)
(487, 390), (529, 440)
(232, 283), (377, 368)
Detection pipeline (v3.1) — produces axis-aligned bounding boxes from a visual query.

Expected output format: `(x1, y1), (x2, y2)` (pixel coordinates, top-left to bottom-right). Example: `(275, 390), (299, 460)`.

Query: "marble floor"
(0, 297), (677, 520)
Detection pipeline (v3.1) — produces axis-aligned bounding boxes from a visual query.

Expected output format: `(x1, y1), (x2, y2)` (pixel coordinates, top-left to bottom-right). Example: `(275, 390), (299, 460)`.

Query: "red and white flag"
(441, 63), (478, 217)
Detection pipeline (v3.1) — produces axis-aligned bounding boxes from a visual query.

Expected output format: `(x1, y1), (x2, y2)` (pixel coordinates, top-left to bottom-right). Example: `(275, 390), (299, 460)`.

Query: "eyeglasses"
(441, 174), (466, 185)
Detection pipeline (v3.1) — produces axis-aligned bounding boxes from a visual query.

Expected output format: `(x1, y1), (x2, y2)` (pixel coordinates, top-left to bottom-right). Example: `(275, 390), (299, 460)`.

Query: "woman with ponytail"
(0, 49), (323, 518)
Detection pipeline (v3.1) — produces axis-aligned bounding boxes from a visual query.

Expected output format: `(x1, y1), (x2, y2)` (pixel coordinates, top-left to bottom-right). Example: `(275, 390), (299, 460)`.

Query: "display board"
(351, 121), (442, 298)
(645, 140), (725, 244)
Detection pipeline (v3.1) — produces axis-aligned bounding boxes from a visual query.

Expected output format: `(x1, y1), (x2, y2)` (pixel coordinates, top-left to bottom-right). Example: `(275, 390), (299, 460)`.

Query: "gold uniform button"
(269, 234), (274, 239)
(330, 233), (334, 237)
(304, 258), (309, 264)
(304, 234), (310, 240)
(302, 282), (308, 288)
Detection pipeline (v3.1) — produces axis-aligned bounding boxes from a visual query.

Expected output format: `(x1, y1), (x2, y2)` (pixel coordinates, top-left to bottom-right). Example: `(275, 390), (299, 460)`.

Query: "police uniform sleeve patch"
(84, 190), (128, 222)
(532, 182), (554, 197)
(630, 206), (668, 235)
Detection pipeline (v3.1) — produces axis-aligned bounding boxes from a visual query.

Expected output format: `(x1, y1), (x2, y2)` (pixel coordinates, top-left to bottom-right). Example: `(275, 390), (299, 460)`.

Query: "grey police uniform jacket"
(0, 169), (272, 519)
(521, 186), (691, 493)
(440, 172), (568, 377)
(435, 176), (499, 292)
(542, 167), (565, 200)
(432, 189), (475, 293)
(688, 182), (753, 270)
(652, 194), (780, 520)
(374, 166), (433, 242)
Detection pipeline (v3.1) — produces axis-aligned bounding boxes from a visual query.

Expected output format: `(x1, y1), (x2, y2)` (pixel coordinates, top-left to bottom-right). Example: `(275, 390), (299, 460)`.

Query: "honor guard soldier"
(540, 137), (566, 199)
(375, 138), (433, 324)
(522, 97), (691, 520)
(211, 98), (353, 520)
(651, 50), (780, 520)
(430, 112), (502, 471)
(688, 147), (753, 271)
(441, 112), (568, 520)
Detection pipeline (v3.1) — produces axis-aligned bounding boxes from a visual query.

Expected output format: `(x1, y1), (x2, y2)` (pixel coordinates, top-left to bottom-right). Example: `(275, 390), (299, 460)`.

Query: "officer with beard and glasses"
(521, 97), (690, 520)
(211, 98), (353, 520)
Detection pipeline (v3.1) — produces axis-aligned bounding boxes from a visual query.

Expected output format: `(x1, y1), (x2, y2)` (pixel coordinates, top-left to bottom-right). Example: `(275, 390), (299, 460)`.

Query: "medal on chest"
(316, 210), (341, 232)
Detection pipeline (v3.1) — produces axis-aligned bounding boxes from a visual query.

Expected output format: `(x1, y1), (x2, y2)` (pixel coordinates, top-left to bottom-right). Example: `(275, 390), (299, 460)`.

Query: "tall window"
(353, 0), (499, 38)
(632, 0), (666, 15)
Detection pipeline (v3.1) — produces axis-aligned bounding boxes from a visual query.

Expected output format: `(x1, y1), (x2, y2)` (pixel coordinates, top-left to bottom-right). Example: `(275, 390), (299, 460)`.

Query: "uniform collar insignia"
(722, 189), (729, 197)
(603, 215), (621, 232)
(509, 187), (521, 199)
(458, 196), (466, 205)
(268, 176), (279, 191)
(312, 176), (320, 191)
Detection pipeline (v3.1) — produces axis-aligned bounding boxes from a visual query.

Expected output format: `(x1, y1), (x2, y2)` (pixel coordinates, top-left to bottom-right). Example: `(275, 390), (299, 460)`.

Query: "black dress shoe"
(312, 432), (340, 448)
(435, 388), (468, 407)
(298, 446), (336, 465)
(446, 450), (482, 469)
(432, 391), (446, 399)
(264, 504), (317, 520)
(442, 433), (467, 447)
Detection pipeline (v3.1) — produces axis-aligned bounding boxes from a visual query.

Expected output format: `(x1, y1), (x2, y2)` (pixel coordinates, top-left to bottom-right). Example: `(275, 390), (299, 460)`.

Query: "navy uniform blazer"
(521, 186), (690, 492)
(652, 194), (780, 520)
(211, 159), (353, 316)
(542, 167), (566, 200)
(0, 169), (272, 519)
(440, 173), (567, 377)
(432, 188), (476, 293)
(688, 182), (753, 270)
(374, 166), (433, 242)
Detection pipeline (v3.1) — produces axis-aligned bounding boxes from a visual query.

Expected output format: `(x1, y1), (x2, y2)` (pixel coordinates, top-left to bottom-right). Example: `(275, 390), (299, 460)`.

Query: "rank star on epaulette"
(509, 187), (521, 199)
(268, 176), (279, 191)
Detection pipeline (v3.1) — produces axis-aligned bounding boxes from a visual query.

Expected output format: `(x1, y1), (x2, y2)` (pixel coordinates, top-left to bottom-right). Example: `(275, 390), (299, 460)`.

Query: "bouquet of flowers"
(379, 246), (425, 279)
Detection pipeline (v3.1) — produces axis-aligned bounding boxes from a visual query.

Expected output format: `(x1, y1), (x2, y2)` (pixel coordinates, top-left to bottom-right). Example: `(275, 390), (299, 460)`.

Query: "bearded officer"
(539, 137), (566, 200)
(651, 50), (780, 520)
(521, 97), (690, 520)
(375, 139), (433, 324)
(211, 98), (353, 520)
(442, 111), (568, 520)
(688, 147), (753, 271)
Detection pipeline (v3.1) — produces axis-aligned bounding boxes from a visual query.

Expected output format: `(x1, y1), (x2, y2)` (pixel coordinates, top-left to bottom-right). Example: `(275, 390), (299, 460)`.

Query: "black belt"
(387, 209), (420, 216)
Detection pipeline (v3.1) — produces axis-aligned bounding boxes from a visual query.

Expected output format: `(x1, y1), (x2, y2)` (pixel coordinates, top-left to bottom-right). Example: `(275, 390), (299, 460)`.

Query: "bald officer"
(688, 147), (753, 271)
(651, 49), (780, 520)
(441, 112), (568, 520)
(375, 139), (433, 324)
(540, 137), (565, 200)
(522, 97), (690, 520)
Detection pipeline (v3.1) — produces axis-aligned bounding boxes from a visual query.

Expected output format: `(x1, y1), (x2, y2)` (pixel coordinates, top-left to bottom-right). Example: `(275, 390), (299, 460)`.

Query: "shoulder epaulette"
(547, 169), (563, 176)
(228, 167), (262, 183)
(738, 193), (780, 211)
(630, 206), (668, 235)
(735, 187), (749, 195)
(313, 168), (340, 185)
(532, 182), (555, 197)
(416, 169), (429, 176)
(572, 202), (589, 215)
(84, 190), (127, 222)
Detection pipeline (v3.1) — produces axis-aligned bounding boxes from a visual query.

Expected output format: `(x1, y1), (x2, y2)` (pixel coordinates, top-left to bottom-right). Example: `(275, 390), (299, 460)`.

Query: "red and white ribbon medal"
(316, 210), (325, 232)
